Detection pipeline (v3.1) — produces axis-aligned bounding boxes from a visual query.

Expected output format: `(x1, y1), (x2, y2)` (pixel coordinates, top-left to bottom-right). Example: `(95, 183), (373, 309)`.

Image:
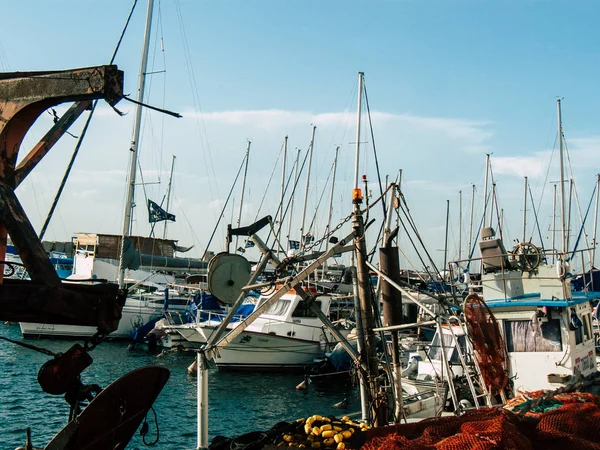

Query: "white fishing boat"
(209, 290), (352, 371)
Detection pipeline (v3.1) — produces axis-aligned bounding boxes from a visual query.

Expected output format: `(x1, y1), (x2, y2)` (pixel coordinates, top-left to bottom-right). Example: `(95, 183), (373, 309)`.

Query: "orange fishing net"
(463, 293), (510, 396)
(361, 393), (600, 450)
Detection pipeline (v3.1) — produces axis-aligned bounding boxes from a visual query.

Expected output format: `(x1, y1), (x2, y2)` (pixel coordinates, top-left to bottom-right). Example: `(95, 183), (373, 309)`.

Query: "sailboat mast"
(234, 140), (251, 253)
(163, 155), (176, 239)
(552, 183), (557, 262)
(593, 174), (600, 268)
(118, 0), (154, 287)
(322, 146), (339, 279)
(523, 176), (528, 242)
(277, 136), (288, 251)
(468, 184), (475, 258)
(354, 72), (364, 190)
(443, 199), (450, 272)
(299, 125), (316, 251)
(286, 149), (301, 253)
(458, 190), (462, 260)
(558, 99), (566, 254)
(482, 153), (490, 228)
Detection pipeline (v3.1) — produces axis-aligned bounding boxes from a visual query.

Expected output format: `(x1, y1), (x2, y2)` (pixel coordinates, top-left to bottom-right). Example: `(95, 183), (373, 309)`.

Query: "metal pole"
(300, 126), (317, 251)
(523, 176), (528, 242)
(468, 184), (475, 259)
(118, 0), (154, 287)
(558, 99), (566, 254)
(380, 246), (403, 423)
(482, 154), (490, 229)
(286, 149), (301, 254)
(480, 154), (490, 274)
(350, 263), (369, 421)
(567, 178), (573, 252)
(234, 140), (251, 252)
(163, 154), (176, 239)
(593, 174), (600, 269)
(553, 183), (557, 262)
(489, 183), (496, 229)
(458, 190), (462, 260)
(277, 136), (288, 251)
(322, 146), (339, 279)
(443, 199), (450, 273)
(352, 197), (380, 425)
(353, 72), (364, 190)
(197, 352), (209, 450)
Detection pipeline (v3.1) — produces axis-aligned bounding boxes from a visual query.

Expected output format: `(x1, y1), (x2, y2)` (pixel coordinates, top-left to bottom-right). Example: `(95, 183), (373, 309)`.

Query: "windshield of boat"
(427, 332), (467, 363)
(292, 300), (322, 318)
(264, 299), (292, 316)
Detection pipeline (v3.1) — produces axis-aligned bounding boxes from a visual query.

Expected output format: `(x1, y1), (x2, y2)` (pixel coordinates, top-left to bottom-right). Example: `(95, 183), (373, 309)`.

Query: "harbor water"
(0, 323), (360, 449)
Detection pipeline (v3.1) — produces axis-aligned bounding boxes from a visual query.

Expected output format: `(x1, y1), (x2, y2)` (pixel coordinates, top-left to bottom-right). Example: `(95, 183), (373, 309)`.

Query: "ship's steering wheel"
(511, 241), (541, 272)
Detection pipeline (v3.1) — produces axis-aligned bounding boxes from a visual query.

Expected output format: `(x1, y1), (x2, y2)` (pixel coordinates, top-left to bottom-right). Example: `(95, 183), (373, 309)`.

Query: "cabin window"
(264, 299), (291, 316)
(504, 319), (562, 352)
(292, 300), (322, 318)
(427, 332), (467, 363)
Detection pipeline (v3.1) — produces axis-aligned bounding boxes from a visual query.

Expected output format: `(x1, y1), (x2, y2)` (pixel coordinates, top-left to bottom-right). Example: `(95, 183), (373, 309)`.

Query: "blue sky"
(2, 1), (600, 269)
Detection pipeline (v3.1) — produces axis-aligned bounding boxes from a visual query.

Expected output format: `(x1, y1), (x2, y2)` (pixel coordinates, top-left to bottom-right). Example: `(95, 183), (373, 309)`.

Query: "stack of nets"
(362, 392), (600, 450)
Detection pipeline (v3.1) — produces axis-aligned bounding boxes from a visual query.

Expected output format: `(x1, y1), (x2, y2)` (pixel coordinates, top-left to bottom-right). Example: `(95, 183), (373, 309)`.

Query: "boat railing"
(447, 246), (595, 296)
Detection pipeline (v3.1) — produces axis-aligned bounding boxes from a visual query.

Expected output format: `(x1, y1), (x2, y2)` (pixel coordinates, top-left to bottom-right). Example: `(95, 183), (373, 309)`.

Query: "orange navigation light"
(352, 188), (363, 201)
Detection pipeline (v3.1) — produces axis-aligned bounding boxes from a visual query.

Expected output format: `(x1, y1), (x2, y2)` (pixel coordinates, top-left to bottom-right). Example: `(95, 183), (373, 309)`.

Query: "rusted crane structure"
(0, 65), (126, 333)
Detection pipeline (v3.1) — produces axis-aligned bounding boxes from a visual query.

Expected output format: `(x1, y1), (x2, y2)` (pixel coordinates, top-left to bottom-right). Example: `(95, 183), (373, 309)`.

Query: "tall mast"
(286, 149), (301, 253)
(482, 153), (490, 229)
(522, 176), (528, 242)
(443, 199), (450, 272)
(277, 136), (288, 251)
(489, 182), (496, 230)
(235, 140), (251, 252)
(162, 155), (176, 239)
(567, 178), (573, 252)
(458, 190), (462, 260)
(299, 125), (316, 252)
(557, 99), (566, 254)
(322, 146), (339, 279)
(552, 183), (557, 263)
(118, 0), (155, 287)
(354, 72), (364, 190)
(593, 174), (600, 268)
(468, 184), (475, 258)
(351, 71), (379, 424)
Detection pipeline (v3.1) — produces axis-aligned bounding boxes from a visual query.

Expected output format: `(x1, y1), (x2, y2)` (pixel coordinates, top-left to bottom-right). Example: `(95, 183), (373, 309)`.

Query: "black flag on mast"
(148, 199), (176, 223)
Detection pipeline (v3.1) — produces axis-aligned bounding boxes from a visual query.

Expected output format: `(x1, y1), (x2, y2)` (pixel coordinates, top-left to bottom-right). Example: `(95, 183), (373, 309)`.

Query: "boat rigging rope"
(0, 335), (55, 357)
(362, 79), (387, 226)
(40, 0), (142, 240)
(253, 140), (285, 222)
(528, 184), (547, 252)
(204, 153), (248, 254)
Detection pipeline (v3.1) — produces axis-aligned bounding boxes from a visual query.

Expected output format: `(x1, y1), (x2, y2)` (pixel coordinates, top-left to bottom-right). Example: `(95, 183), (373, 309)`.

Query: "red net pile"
(463, 293), (510, 396)
(361, 393), (600, 450)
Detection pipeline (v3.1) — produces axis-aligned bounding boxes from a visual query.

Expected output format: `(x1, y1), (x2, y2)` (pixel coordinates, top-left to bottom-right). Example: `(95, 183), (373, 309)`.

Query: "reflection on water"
(0, 324), (359, 449)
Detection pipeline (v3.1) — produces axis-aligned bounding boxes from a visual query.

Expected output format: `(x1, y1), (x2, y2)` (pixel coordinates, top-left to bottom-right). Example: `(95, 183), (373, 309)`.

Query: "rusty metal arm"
(14, 100), (92, 186)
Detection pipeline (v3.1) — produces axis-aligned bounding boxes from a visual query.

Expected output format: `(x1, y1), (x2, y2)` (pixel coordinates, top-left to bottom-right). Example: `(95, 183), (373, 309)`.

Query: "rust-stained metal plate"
(44, 366), (170, 450)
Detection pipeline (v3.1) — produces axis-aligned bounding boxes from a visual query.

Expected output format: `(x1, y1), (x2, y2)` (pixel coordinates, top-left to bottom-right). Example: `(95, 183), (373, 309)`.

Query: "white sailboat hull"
(214, 330), (327, 371)
(20, 303), (166, 339)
